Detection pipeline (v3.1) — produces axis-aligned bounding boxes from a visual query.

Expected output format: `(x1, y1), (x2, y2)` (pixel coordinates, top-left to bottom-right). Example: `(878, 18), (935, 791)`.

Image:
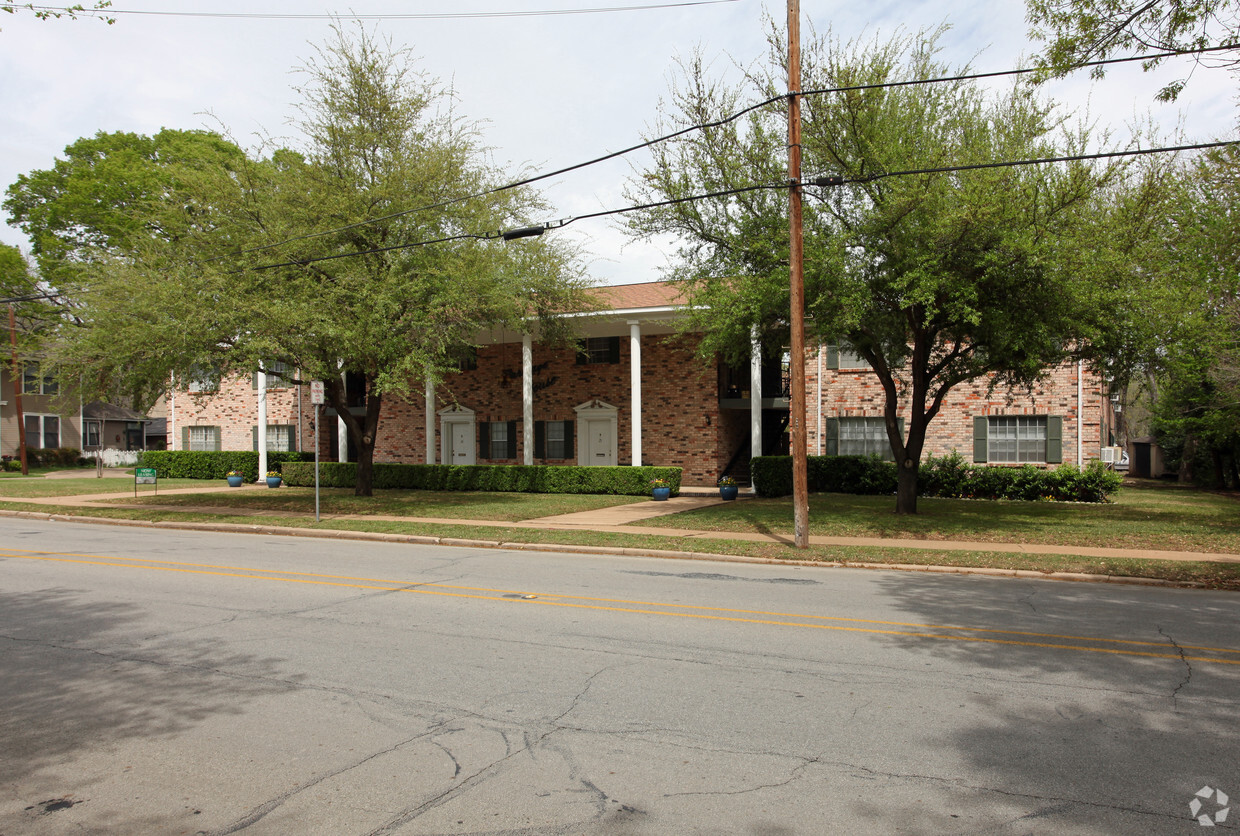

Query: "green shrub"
(755, 450), (1123, 503)
(754, 455), (895, 497)
(137, 451), (312, 481)
(280, 462), (681, 495)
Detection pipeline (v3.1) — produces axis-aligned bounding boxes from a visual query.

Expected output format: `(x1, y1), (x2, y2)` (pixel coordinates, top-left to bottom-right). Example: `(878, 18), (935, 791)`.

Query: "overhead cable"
(215, 42), (1239, 264)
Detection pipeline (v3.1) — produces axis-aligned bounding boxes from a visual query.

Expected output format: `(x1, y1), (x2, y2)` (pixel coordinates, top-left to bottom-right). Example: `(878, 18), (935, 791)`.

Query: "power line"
(245, 138), (1238, 271)
(215, 42), (1238, 265)
(808, 140), (1239, 187)
(22, 1), (740, 20)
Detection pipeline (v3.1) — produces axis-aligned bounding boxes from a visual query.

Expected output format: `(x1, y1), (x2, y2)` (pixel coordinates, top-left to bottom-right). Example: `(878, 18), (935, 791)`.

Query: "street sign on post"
(309, 380), (324, 521)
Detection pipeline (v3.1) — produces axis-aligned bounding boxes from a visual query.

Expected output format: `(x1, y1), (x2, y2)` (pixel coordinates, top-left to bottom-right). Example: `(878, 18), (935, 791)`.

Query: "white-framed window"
(187, 426), (220, 451)
(186, 365), (220, 393)
(546, 421), (567, 459)
(24, 414), (60, 449)
(22, 363), (58, 395)
(837, 417), (893, 459)
(827, 344), (872, 371)
(82, 419), (102, 449)
(489, 421), (509, 460)
(576, 336), (620, 365)
(255, 424), (294, 452)
(988, 416), (1047, 463)
(253, 361), (295, 389)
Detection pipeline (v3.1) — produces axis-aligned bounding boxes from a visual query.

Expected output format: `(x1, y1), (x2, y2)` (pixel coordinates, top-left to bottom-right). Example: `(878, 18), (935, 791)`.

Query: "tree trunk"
(895, 458), (919, 515)
(1210, 448), (1225, 490)
(352, 390), (383, 497)
(1178, 435), (1196, 484)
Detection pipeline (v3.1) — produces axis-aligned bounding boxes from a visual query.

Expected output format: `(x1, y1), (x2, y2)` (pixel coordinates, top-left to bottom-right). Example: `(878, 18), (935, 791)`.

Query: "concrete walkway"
(1, 483), (1237, 566)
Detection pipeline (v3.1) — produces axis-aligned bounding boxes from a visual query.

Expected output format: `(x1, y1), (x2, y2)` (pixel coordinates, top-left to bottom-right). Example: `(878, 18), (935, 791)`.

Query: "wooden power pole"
(787, 0), (809, 548)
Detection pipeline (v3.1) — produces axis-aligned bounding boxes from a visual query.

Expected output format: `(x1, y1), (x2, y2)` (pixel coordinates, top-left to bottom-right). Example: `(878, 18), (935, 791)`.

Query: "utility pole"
(787, 0), (809, 548)
(8, 303), (29, 476)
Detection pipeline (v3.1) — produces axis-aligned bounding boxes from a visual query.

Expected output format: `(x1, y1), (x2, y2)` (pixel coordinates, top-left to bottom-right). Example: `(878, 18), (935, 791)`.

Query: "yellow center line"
(5, 547), (1240, 666)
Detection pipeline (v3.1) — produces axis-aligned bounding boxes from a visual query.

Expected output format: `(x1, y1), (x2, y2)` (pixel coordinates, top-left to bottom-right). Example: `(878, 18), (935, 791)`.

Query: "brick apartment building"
(167, 281), (1117, 486)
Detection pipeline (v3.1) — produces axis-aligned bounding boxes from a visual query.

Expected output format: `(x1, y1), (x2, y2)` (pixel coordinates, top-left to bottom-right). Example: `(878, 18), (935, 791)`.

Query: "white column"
(168, 386), (176, 450)
(522, 334), (534, 466)
(750, 329), (763, 460)
(337, 363), (348, 462)
(629, 320), (642, 466)
(425, 376), (436, 464)
(257, 370), (268, 480)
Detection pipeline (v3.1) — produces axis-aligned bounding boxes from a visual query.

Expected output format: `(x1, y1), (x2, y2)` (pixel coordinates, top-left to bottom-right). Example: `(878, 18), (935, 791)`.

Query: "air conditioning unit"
(1100, 446), (1121, 464)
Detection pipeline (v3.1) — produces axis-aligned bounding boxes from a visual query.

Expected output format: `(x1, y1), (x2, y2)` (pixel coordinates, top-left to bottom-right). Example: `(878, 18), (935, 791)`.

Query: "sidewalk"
(1, 485), (1238, 566)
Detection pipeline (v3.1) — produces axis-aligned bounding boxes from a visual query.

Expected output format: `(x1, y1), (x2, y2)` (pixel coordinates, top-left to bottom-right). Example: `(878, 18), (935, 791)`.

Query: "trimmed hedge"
(137, 450), (313, 481)
(281, 462), (682, 496)
(752, 452), (1122, 503)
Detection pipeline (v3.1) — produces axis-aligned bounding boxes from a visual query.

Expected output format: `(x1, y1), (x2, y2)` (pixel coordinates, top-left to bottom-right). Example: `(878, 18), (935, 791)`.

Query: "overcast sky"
(1, 0), (1235, 287)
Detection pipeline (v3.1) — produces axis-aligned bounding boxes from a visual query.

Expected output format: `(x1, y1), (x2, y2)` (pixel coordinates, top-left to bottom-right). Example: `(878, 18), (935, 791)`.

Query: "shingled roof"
(589, 281), (686, 311)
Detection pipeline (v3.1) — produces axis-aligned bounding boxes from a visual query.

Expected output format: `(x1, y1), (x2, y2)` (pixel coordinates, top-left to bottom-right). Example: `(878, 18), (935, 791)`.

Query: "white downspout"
(1077, 359), (1084, 467)
(816, 343), (824, 455)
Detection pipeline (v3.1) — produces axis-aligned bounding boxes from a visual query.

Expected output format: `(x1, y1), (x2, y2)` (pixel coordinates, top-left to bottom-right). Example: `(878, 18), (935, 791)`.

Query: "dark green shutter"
(252, 427), (258, 451)
(181, 426), (189, 451)
(1046, 416), (1063, 463)
(563, 421), (575, 459)
(607, 336), (621, 364)
(973, 416), (988, 463)
(575, 340), (587, 365)
(826, 345), (839, 370)
(825, 417), (839, 456)
(507, 420), (518, 459)
(479, 422), (490, 460)
(534, 421), (546, 459)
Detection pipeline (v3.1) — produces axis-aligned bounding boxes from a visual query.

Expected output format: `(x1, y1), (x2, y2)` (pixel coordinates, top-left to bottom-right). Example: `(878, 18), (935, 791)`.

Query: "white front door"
(448, 421), (475, 465)
(585, 418), (615, 466)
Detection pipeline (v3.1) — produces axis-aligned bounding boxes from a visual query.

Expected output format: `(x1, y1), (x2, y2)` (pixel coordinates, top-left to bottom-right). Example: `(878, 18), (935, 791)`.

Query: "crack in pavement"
(360, 665), (619, 835)
(1020, 589), (1039, 614)
(1158, 625), (1193, 708)
(198, 720), (456, 836)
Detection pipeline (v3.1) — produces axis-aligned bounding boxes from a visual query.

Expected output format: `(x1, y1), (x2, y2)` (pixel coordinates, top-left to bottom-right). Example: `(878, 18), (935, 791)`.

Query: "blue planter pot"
(266, 476), (282, 489)
(652, 486), (671, 501)
(719, 485), (739, 501)
(226, 475), (244, 487)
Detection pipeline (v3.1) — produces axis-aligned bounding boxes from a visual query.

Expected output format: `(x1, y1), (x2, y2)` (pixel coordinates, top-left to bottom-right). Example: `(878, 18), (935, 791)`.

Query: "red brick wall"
(375, 333), (726, 484)
(804, 347), (1108, 465)
(171, 336), (1109, 479)
(171, 374), (307, 452)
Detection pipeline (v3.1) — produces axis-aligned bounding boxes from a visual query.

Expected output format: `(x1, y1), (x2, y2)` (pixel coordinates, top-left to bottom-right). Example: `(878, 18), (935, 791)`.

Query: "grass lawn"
(94, 486), (646, 521)
(0, 477), (209, 497)
(2, 477), (1237, 589)
(638, 480), (1240, 554)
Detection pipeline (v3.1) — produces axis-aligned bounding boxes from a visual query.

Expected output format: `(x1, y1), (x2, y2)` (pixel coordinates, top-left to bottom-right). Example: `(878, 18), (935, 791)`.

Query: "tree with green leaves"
(1, 1), (113, 25)
(627, 27), (1145, 514)
(6, 25), (587, 495)
(1143, 145), (1240, 484)
(1026, 0), (1240, 100)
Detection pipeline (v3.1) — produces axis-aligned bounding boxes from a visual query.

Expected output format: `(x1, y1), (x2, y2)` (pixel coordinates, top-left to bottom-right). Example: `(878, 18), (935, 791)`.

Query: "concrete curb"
(0, 507), (1213, 590)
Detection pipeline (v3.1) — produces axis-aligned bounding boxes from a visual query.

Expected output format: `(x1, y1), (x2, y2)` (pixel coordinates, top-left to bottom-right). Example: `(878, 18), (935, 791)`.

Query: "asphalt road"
(1, 518), (1237, 835)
